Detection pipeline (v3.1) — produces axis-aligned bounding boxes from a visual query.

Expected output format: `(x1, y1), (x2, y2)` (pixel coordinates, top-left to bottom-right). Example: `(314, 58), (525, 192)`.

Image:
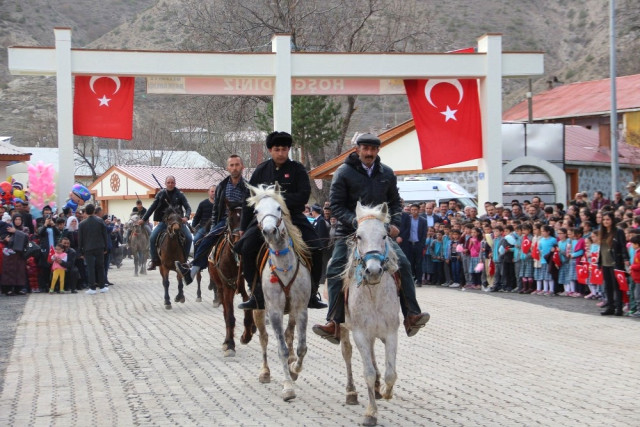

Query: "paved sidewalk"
(1, 258), (639, 426)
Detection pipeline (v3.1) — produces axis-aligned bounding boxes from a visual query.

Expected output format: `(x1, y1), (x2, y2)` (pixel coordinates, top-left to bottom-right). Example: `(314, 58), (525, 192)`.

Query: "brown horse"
(158, 208), (187, 309)
(207, 202), (255, 357)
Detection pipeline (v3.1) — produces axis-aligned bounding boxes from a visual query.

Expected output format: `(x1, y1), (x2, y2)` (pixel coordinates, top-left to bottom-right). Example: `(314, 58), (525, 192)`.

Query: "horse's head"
(248, 183), (288, 245)
(163, 207), (182, 235)
(226, 201), (243, 242)
(352, 201), (394, 284)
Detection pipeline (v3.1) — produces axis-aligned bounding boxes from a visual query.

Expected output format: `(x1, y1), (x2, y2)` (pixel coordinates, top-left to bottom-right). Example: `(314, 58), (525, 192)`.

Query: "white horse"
(341, 202), (400, 426)
(247, 183), (311, 402)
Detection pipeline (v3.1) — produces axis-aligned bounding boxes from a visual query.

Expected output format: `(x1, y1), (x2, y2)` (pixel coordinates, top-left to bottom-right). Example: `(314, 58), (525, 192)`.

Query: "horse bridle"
(258, 213), (283, 232)
(352, 215), (390, 285)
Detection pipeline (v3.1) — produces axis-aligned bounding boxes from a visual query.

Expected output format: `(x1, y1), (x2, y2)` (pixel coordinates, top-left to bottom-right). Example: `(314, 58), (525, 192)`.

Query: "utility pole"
(610, 0), (619, 197)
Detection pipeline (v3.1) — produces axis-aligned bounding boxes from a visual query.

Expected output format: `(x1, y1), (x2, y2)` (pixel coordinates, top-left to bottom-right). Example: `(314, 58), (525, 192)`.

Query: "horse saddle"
(207, 233), (226, 265)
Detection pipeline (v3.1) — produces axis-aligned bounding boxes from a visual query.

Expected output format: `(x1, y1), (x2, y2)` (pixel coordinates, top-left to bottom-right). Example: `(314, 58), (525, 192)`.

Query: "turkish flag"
(552, 249), (562, 267)
(404, 78), (482, 169)
(576, 262), (589, 283)
(521, 236), (531, 254)
(614, 269), (629, 291)
(73, 76), (135, 139)
(531, 242), (540, 261)
(589, 252), (599, 265)
(47, 245), (55, 264)
(590, 265), (603, 285)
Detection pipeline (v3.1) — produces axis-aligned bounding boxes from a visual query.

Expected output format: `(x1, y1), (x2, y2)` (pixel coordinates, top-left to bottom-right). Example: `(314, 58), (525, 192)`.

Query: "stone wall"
(577, 166), (635, 198)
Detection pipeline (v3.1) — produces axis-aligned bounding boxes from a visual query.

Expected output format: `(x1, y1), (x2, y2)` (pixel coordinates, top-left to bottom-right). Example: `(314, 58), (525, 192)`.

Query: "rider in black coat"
(312, 133), (430, 344)
(234, 131), (326, 310)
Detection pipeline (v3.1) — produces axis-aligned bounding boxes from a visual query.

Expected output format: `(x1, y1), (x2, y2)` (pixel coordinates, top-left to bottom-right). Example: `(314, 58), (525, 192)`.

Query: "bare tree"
(167, 0), (435, 163)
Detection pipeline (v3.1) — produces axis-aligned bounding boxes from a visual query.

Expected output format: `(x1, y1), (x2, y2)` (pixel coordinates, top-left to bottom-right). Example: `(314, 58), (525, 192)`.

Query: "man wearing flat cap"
(234, 131), (327, 310)
(312, 133), (430, 344)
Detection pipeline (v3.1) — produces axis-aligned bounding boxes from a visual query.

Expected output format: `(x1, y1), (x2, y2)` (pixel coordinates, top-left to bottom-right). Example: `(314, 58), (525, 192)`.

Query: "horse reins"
(352, 215), (390, 286)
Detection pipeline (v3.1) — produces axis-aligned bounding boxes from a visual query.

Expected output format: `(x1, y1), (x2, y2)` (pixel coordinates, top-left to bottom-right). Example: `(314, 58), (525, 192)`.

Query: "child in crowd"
(422, 227), (435, 285)
(449, 229), (462, 288)
(49, 244), (67, 294)
(466, 227), (483, 289)
(566, 227), (585, 297)
(500, 225), (518, 292)
(538, 225), (557, 296)
(490, 225), (504, 292)
(532, 222), (544, 295)
(482, 223), (494, 289)
(442, 225), (452, 286)
(519, 223), (534, 294)
(629, 235), (640, 318)
(585, 232), (602, 300)
(431, 230), (445, 286)
(556, 227), (570, 295)
(626, 229), (640, 316)
(461, 223), (473, 286)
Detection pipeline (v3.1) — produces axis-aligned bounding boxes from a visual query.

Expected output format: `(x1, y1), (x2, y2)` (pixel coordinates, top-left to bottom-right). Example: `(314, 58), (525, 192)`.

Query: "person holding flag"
(598, 212), (628, 316)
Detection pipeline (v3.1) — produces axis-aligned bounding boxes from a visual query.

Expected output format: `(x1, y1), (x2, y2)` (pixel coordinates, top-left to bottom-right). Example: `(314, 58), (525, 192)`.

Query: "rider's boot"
(175, 261), (193, 285)
(147, 258), (160, 271)
(308, 281), (328, 309)
(238, 280), (265, 310)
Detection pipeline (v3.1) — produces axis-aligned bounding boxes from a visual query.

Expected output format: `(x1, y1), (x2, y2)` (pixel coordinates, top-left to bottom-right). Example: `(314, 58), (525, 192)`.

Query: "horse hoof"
(224, 349), (236, 357)
(141, 270), (147, 275)
(165, 304), (172, 310)
(196, 297), (202, 302)
(212, 300), (221, 308)
(381, 384), (393, 400)
(240, 332), (252, 345)
(346, 393), (358, 405)
(362, 416), (377, 426)
(259, 372), (270, 383)
(134, 272), (139, 277)
(175, 296), (185, 303)
(282, 388), (296, 401)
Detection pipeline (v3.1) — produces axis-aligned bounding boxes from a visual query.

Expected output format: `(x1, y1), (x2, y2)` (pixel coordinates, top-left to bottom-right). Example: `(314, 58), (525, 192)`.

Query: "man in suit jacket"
(78, 203), (109, 294)
(423, 202), (443, 228)
(405, 203), (428, 284)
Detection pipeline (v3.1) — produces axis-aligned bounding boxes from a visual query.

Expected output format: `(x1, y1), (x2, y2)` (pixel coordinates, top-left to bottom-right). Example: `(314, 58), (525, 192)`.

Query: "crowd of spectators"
(0, 200), (124, 296)
(396, 181), (640, 318)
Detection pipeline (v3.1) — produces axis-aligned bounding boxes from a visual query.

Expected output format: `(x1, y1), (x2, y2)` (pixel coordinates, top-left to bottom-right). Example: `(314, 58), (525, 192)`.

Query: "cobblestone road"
(1, 258), (639, 426)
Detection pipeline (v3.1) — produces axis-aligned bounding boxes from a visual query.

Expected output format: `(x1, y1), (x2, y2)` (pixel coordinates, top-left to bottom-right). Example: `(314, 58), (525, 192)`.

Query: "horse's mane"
(162, 206), (182, 223)
(341, 203), (398, 288)
(247, 184), (310, 260)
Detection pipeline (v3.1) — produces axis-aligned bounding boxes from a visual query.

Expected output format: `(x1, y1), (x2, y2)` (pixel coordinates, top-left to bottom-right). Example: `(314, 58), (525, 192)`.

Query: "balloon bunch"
(27, 162), (57, 211)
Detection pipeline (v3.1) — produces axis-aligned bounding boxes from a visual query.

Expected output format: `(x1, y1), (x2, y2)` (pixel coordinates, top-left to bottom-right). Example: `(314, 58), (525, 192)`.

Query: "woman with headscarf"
(0, 213), (29, 295)
(63, 215), (87, 290)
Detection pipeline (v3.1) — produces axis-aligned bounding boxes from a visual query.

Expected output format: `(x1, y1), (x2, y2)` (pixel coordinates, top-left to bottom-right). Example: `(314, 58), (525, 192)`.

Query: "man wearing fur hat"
(312, 133), (430, 344)
(234, 131), (327, 310)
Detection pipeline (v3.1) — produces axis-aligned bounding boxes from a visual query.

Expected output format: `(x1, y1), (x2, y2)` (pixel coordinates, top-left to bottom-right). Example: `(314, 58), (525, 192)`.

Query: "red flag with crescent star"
(576, 262), (588, 283)
(614, 269), (629, 291)
(73, 76), (135, 139)
(404, 77), (482, 169)
(590, 264), (603, 285)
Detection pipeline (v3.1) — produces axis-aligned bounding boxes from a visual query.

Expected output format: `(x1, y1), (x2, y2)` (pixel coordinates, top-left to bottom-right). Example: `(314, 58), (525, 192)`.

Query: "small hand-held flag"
(73, 75), (135, 140)
(614, 269), (629, 291)
(576, 262), (588, 283)
(590, 265), (603, 285)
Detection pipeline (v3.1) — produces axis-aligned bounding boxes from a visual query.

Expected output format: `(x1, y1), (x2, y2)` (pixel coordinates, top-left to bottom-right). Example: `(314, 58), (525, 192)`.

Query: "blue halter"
(353, 241), (389, 286)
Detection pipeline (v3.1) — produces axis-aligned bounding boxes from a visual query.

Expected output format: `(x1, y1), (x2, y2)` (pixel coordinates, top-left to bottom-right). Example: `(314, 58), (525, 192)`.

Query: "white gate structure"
(8, 29), (543, 207)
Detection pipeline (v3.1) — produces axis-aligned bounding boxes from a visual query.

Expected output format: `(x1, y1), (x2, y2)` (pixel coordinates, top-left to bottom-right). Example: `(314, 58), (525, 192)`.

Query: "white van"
(396, 178), (477, 208)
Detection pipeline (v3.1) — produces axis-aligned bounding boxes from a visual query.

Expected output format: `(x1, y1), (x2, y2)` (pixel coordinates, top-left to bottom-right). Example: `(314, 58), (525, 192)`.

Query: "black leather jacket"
(330, 152), (401, 238)
(142, 188), (192, 222)
(212, 176), (249, 226)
